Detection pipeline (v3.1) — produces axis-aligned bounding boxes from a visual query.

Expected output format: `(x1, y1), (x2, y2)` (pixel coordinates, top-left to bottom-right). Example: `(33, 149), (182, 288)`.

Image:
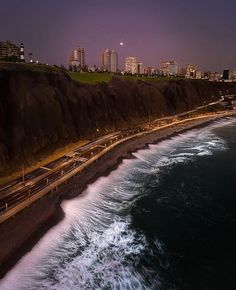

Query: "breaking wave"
(1, 117), (235, 290)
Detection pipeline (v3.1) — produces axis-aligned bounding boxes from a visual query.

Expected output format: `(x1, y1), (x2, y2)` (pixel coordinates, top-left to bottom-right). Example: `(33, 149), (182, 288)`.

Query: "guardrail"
(0, 110), (235, 224)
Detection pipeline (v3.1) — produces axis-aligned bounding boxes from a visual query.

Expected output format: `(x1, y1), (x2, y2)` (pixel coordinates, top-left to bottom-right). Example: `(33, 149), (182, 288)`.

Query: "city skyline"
(1, 40), (235, 80)
(0, 0), (236, 71)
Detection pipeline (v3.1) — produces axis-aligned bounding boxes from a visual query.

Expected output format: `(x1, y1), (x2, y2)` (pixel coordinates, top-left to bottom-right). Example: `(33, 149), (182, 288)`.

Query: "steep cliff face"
(0, 63), (236, 176)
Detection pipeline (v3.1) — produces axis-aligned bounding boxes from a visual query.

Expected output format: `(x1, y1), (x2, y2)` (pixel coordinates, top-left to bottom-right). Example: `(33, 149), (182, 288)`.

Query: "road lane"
(0, 101), (233, 220)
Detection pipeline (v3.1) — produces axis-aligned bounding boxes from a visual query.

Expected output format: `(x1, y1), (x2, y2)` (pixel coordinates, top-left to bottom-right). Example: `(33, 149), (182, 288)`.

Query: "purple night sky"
(0, 0), (235, 71)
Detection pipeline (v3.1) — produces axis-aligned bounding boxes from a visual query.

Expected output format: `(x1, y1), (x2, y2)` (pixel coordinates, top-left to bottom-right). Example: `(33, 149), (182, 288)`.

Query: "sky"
(0, 0), (236, 71)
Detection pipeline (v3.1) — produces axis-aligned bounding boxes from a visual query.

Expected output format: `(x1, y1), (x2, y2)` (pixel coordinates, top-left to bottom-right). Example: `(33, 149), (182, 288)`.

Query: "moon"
(120, 42), (124, 46)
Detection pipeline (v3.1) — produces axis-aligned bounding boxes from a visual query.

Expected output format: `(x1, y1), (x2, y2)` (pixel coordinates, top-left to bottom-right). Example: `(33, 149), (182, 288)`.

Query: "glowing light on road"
(120, 42), (124, 46)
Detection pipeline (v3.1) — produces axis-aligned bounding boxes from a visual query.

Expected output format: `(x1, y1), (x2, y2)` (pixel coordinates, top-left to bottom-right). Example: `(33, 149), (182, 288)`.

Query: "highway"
(0, 99), (234, 222)
(0, 131), (124, 211)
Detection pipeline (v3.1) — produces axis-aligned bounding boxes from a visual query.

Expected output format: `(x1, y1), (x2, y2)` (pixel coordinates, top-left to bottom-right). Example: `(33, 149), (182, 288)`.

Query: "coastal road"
(0, 132), (122, 197)
(0, 130), (137, 214)
(0, 100), (233, 221)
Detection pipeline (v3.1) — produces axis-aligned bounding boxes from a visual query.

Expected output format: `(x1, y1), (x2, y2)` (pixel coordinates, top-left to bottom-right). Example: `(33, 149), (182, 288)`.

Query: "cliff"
(0, 63), (236, 176)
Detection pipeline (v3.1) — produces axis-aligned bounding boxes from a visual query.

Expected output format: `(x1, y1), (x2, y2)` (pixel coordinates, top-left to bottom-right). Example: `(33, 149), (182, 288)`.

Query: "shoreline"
(0, 113), (235, 279)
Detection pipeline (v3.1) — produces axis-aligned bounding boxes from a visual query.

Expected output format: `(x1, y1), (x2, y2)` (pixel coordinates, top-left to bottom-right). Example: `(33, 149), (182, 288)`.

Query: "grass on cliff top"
(68, 72), (183, 84)
(69, 72), (113, 84)
(0, 61), (63, 74)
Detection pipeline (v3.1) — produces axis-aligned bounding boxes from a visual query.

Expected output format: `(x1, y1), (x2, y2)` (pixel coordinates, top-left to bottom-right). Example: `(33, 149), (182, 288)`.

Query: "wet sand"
(0, 114), (234, 279)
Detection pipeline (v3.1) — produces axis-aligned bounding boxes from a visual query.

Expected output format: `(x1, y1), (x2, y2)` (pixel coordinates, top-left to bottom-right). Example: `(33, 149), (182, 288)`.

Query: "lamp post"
(66, 145), (69, 162)
(22, 163), (25, 185)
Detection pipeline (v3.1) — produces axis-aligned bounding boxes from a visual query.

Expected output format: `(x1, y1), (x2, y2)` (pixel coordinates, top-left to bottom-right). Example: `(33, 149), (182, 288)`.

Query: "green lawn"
(68, 72), (113, 84)
(68, 72), (183, 84)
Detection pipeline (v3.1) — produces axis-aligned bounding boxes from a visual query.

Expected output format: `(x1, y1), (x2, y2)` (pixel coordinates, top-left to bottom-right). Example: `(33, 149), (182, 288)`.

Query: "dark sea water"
(1, 117), (236, 290)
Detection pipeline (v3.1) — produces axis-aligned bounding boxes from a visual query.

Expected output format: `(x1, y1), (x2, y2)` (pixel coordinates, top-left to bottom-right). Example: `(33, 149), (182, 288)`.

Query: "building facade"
(101, 49), (118, 72)
(125, 57), (138, 74)
(209, 72), (221, 82)
(232, 69), (236, 81)
(0, 41), (24, 62)
(185, 64), (198, 78)
(137, 62), (143, 75)
(195, 70), (202, 79)
(160, 60), (178, 76)
(144, 67), (156, 75)
(203, 71), (211, 80)
(69, 47), (86, 69)
(222, 69), (230, 81)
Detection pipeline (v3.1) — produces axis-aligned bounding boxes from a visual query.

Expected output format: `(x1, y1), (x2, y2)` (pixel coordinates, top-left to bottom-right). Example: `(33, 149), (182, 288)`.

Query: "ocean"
(1, 117), (236, 290)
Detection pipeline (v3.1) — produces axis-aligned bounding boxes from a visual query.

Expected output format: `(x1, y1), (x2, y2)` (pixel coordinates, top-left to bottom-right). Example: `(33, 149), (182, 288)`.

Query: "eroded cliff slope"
(0, 63), (236, 176)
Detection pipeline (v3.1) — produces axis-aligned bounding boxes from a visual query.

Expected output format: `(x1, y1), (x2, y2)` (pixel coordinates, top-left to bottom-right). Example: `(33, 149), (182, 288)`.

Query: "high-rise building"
(185, 64), (198, 78)
(137, 62), (144, 75)
(125, 57), (138, 74)
(101, 49), (118, 72)
(69, 47), (85, 68)
(210, 72), (221, 82)
(222, 69), (230, 81)
(0, 41), (24, 62)
(195, 70), (202, 79)
(232, 69), (236, 81)
(161, 61), (178, 76)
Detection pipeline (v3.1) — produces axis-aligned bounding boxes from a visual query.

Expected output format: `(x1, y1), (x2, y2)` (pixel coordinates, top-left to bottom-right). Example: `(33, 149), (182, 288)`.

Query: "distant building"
(178, 66), (186, 77)
(144, 66), (156, 75)
(232, 69), (236, 82)
(69, 47), (85, 69)
(210, 72), (221, 82)
(222, 69), (230, 81)
(101, 49), (118, 72)
(160, 60), (178, 76)
(185, 64), (198, 78)
(125, 57), (138, 74)
(0, 41), (24, 62)
(137, 62), (143, 75)
(195, 70), (202, 79)
(203, 71), (211, 80)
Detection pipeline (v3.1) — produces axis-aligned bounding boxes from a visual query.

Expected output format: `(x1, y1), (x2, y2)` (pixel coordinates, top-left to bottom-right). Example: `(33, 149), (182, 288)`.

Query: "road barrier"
(0, 110), (235, 224)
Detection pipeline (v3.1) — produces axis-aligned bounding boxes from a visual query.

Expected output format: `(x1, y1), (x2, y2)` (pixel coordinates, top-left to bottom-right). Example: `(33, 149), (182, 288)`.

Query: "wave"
(1, 117), (235, 290)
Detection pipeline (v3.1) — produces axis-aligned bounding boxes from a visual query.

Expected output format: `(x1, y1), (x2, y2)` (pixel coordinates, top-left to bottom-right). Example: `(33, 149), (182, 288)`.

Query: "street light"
(22, 163), (25, 185)
(66, 145), (69, 162)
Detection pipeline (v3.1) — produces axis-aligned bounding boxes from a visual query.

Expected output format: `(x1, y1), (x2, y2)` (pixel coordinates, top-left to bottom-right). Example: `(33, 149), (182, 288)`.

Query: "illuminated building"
(195, 70), (202, 79)
(185, 64), (198, 78)
(231, 69), (236, 81)
(0, 41), (24, 62)
(69, 47), (85, 68)
(101, 49), (118, 72)
(125, 57), (138, 74)
(161, 60), (178, 76)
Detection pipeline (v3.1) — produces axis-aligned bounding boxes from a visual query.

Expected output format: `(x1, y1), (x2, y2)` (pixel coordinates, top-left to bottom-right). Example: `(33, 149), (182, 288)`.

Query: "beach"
(0, 112), (235, 279)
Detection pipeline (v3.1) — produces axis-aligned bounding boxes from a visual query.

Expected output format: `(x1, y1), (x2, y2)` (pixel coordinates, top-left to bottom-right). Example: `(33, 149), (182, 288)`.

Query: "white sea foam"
(1, 117), (235, 290)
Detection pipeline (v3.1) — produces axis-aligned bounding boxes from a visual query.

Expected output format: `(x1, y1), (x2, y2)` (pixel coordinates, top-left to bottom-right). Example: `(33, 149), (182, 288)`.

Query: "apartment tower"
(101, 49), (118, 72)
(69, 47), (85, 68)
